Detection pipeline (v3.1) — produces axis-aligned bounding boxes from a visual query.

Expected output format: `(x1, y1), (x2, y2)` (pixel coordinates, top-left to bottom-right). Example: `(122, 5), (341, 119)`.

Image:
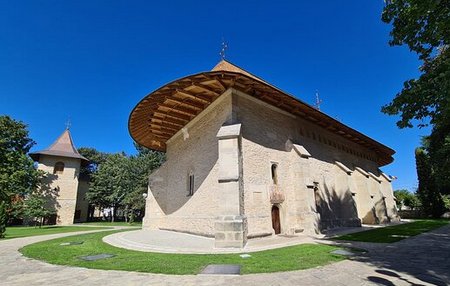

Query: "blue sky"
(0, 1), (429, 191)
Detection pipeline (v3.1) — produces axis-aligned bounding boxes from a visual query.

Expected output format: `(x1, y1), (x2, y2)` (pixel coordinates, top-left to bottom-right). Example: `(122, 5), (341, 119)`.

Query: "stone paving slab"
(200, 264), (241, 275)
(1, 224), (449, 285)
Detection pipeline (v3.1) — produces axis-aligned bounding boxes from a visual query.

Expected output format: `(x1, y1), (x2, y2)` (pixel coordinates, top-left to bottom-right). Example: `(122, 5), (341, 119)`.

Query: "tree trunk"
(111, 206), (116, 223)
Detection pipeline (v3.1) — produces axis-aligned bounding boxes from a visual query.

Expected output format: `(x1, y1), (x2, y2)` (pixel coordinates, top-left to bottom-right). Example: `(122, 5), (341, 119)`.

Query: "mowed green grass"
(2, 226), (109, 239)
(335, 219), (449, 243)
(20, 230), (345, 275)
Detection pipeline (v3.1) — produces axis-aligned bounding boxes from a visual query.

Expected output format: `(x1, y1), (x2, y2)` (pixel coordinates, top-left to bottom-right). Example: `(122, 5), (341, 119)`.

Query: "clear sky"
(0, 1), (429, 192)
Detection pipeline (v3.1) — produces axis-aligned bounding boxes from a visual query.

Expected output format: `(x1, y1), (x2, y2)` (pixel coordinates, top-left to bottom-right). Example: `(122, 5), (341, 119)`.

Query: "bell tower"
(30, 129), (88, 225)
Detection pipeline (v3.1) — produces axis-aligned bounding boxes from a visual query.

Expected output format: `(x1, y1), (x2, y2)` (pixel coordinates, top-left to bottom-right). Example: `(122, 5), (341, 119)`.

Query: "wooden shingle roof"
(128, 60), (395, 166)
(30, 129), (88, 164)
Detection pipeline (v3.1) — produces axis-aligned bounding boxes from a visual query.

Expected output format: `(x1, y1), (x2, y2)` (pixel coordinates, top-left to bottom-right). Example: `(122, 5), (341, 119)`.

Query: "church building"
(30, 129), (90, 225)
(128, 60), (399, 248)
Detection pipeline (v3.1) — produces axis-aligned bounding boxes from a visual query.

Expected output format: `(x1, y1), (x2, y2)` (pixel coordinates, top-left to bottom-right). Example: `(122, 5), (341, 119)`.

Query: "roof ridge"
(211, 59), (269, 84)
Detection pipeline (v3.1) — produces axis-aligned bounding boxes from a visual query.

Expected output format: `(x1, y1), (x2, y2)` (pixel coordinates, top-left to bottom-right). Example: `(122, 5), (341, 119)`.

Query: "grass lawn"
(75, 221), (142, 227)
(20, 230), (345, 275)
(335, 219), (449, 243)
(2, 226), (110, 240)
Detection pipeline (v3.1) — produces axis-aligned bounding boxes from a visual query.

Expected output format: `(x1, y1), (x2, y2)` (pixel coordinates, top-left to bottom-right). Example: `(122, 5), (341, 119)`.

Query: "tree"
(78, 147), (109, 178)
(415, 148), (445, 217)
(394, 189), (421, 210)
(22, 193), (56, 228)
(20, 171), (58, 228)
(425, 124), (450, 195)
(0, 116), (40, 202)
(0, 201), (7, 238)
(403, 193), (421, 210)
(381, 0), (450, 129)
(122, 146), (165, 222)
(85, 143), (165, 223)
(86, 153), (129, 222)
(381, 0), (450, 206)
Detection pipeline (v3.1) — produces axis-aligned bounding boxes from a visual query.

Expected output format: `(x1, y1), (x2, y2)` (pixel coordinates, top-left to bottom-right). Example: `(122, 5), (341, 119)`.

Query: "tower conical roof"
(30, 129), (88, 163)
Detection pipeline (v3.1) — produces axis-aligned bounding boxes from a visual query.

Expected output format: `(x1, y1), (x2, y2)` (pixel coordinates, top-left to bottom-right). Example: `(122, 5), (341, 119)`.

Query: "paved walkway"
(103, 223), (405, 254)
(1, 225), (449, 285)
(103, 229), (316, 254)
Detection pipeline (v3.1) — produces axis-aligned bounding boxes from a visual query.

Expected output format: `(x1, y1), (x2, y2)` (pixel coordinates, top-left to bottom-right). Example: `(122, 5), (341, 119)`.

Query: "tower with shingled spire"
(30, 129), (90, 225)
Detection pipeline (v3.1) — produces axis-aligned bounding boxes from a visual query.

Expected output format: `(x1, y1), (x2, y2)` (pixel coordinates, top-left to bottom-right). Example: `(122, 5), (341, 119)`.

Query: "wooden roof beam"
(165, 97), (204, 110)
(214, 77), (227, 91)
(149, 121), (183, 132)
(158, 103), (198, 117)
(151, 127), (178, 136)
(151, 116), (187, 127)
(149, 122), (180, 132)
(151, 128), (173, 137)
(153, 111), (191, 122)
(175, 89), (211, 104)
(191, 83), (222, 97)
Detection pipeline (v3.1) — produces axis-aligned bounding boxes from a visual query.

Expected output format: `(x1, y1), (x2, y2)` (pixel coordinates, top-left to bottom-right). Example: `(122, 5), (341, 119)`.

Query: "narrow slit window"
(271, 163), (278, 185)
(188, 173), (195, 196)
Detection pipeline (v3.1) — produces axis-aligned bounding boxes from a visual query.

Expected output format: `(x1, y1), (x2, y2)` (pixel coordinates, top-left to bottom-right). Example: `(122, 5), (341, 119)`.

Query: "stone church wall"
(234, 89), (395, 235)
(143, 88), (397, 238)
(143, 91), (234, 236)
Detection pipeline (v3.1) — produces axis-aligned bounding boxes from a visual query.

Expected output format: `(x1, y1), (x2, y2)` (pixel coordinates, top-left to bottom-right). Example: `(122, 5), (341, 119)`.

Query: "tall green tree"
(86, 153), (129, 222)
(425, 124), (450, 194)
(0, 116), (40, 202)
(0, 201), (7, 238)
(415, 148), (445, 217)
(122, 145), (165, 222)
(78, 147), (109, 178)
(381, 0), (450, 129)
(382, 1), (450, 200)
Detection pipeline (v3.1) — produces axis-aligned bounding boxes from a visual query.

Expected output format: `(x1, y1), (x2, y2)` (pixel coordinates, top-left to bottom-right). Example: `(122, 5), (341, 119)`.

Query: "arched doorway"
(271, 205), (281, 234)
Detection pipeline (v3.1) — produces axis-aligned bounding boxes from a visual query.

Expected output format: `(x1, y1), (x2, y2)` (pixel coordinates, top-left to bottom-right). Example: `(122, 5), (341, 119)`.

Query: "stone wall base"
(214, 215), (247, 248)
(320, 218), (362, 230)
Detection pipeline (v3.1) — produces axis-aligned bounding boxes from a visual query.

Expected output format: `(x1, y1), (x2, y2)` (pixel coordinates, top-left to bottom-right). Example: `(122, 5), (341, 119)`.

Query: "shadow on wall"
(316, 183), (361, 230)
(362, 198), (393, 225)
(40, 173), (60, 225)
(149, 144), (219, 216)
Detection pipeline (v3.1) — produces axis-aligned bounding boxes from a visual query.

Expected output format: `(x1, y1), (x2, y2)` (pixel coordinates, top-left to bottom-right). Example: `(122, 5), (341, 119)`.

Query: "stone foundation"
(214, 215), (247, 248)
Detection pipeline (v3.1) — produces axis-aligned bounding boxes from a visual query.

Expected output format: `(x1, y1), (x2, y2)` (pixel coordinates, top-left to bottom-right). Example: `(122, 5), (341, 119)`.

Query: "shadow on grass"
(332, 223), (450, 285)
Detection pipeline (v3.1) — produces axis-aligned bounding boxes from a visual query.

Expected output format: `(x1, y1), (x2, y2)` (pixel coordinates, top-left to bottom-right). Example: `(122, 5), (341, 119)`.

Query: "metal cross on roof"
(314, 90), (323, 110)
(219, 39), (228, 60)
(65, 118), (71, 130)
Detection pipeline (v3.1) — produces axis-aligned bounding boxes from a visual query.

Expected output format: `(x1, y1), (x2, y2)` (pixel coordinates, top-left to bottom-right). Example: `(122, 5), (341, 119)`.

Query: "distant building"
(129, 60), (399, 248)
(30, 129), (90, 224)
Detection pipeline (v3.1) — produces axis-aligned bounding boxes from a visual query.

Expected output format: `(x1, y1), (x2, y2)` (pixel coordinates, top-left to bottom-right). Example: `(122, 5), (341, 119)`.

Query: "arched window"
(53, 162), (65, 174)
(271, 163), (278, 185)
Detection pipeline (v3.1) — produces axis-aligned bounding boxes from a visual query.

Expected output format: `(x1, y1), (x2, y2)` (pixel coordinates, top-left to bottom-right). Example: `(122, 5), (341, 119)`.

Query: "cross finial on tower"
(65, 118), (71, 130)
(219, 38), (228, 60)
(314, 90), (323, 110)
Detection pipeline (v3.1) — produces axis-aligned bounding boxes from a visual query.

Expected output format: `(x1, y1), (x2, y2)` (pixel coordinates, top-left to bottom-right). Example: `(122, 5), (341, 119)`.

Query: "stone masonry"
(142, 88), (399, 248)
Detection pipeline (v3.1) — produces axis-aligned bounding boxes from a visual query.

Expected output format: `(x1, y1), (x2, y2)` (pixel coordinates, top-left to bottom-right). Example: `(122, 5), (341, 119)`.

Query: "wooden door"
(271, 205), (281, 234)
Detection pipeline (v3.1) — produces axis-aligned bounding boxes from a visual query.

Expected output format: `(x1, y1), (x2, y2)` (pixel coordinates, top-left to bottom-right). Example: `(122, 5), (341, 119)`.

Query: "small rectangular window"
(188, 174), (195, 196)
